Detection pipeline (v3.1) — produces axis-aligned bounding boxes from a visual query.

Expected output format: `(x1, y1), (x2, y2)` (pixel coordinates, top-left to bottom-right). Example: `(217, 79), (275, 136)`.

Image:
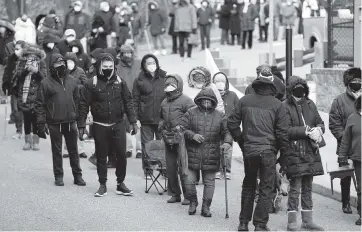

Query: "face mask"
(150, 5), (156, 10)
(66, 36), (75, 43)
(215, 82), (226, 91)
(147, 64), (157, 73)
(102, 69), (113, 77)
(202, 2), (208, 7)
(201, 99), (212, 110)
(102, 6), (110, 12)
(349, 82), (361, 92)
(122, 2), (128, 6)
(72, 47), (79, 53)
(292, 87), (305, 98)
(0, 27), (6, 34)
(47, 43), (55, 49)
(74, 6), (82, 12)
(165, 85), (177, 92)
(55, 65), (67, 78)
(67, 60), (75, 70)
(15, 50), (22, 57)
(195, 83), (204, 89)
(115, 7), (121, 13)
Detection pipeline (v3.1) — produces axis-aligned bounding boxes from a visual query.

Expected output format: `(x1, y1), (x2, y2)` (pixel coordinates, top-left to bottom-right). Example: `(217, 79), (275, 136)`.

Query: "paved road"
(0, 47), (360, 231)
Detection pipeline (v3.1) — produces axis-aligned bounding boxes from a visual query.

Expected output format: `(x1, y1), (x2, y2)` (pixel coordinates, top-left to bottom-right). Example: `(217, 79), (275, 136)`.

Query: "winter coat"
(239, 3), (258, 31)
(159, 74), (195, 131)
(69, 67), (87, 87)
(281, 76), (325, 179)
(89, 15), (108, 51)
(329, 89), (358, 154)
(180, 87), (233, 172)
(339, 97), (361, 162)
(132, 54), (167, 125)
(77, 53), (137, 128)
(1, 53), (18, 94)
(14, 18), (37, 45)
(227, 77), (289, 157)
(68, 40), (92, 72)
(112, 13), (132, 47)
(218, 0), (233, 30)
(229, 3), (241, 34)
(43, 34), (61, 77)
(94, 10), (114, 35)
(116, 58), (141, 93)
(131, 11), (145, 36)
(259, 3), (270, 26)
(64, 10), (91, 39)
(0, 19), (15, 65)
(36, 15), (63, 46)
(197, 2), (215, 25)
(174, 3), (197, 33)
(148, 1), (168, 36)
(35, 53), (79, 125)
(245, 75), (286, 101)
(168, 6), (177, 36)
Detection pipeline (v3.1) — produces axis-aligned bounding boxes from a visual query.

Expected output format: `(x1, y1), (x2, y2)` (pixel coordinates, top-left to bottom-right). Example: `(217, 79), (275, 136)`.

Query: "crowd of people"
(0, 0), (360, 231)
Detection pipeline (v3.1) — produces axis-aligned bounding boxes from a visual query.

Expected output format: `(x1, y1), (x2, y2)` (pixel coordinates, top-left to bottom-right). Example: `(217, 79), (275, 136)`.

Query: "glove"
(136, 120), (141, 128)
(192, 28), (197, 34)
(161, 27), (166, 33)
(78, 128), (86, 141)
(130, 123), (138, 135)
(308, 128), (320, 141)
(220, 143), (231, 154)
(38, 124), (49, 139)
(338, 157), (349, 167)
(193, 134), (205, 143)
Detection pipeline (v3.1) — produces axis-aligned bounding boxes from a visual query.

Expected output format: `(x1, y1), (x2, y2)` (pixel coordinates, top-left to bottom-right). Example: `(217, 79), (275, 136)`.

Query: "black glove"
(192, 28), (197, 34)
(338, 157), (349, 167)
(38, 124), (49, 139)
(130, 123), (138, 135)
(78, 128), (85, 141)
(2, 84), (8, 96)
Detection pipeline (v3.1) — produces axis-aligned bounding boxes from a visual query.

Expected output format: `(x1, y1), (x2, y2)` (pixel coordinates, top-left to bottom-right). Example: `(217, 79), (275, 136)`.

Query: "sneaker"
(63, 154), (69, 158)
(136, 152), (142, 159)
(12, 133), (22, 139)
(225, 172), (231, 180)
(94, 184), (107, 197)
(126, 151), (132, 158)
(215, 172), (222, 179)
(161, 49), (167, 55)
(79, 152), (88, 158)
(116, 183), (133, 196)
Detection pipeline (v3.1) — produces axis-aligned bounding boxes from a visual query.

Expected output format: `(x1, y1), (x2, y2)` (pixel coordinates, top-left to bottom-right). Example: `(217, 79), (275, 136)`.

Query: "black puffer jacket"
(17, 70), (45, 113)
(180, 87), (233, 172)
(132, 54), (167, 125)
(159, 74), (195, 131)
(35, 54), (79, 125)
(227, 77), (289, 157)
(281, 76), (325, 179)
(77, 53), (136, 128)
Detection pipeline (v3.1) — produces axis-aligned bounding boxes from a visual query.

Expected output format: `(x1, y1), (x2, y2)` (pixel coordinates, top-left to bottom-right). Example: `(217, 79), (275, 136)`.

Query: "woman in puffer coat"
(14, 15), (37, 45)
(180, 87), (232, 217)
(280, 75), (324, 231)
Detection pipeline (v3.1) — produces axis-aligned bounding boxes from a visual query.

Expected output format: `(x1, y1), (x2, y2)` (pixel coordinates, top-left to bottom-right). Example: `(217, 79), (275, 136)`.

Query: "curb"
(234, 156), (358, 208)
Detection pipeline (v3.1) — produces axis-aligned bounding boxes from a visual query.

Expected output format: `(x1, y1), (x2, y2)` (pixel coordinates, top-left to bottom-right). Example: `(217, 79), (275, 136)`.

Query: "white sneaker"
(153, 50), (160, 55)
(225, 172), (231, 180)
(161, 49), (167, 55)
(12, 133), (22, 140)
(215, 172), (222, 179)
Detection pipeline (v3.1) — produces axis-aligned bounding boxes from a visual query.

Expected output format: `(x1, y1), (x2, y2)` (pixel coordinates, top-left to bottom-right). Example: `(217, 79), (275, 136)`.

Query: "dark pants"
(48, 122), (82, 178)
(239, 152), (276, 227)
(178, 32), (192, 58)
(259, 24), (269, 41)
(23, 111), (38, 135)
(93, 122), (127, 184)
(220, 29), (229, 45)
(165, 144), (186, 197)
(242, 30), (253, 49)
(172, 35), (178, 53)
(287, 175), (313, 211)
(199, 24), (211, 49)
(185, 169), (216, 202)
(341, 176), (352, 204)
(353, 160), (361, 216)
(141, 124), (161, 173)
(11, 94), (23, 133)
(231, 33), (241, 45)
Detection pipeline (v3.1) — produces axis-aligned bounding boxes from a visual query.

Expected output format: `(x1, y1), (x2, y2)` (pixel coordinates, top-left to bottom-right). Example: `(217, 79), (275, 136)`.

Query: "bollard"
(285, 26), (293, 84)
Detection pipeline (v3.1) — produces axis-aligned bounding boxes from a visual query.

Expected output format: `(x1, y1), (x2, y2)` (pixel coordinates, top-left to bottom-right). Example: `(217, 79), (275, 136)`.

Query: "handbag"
(187, 32), (199, 46)
(86, 112), (93, 125)
(162, 131), (182, 146)
(301, 113), (326, 148)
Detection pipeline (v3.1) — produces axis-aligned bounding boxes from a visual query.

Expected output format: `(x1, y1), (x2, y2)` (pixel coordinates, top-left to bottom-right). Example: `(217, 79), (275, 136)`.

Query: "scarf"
(22, 74), (32, 103)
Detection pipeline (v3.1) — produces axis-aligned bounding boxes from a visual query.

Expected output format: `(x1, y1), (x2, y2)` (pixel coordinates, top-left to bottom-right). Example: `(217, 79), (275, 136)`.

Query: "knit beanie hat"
(256, 64), (271, 76)
(65, 52), (79, 63)
(258, 65), (273, 81)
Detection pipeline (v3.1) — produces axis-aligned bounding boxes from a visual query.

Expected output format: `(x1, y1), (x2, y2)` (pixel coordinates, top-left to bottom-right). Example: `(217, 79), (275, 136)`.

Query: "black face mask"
(292, 87), (305, 98)
(54, 65), (67, 78)
(349, 82), (361, 92)
(102, 69), (113, 77)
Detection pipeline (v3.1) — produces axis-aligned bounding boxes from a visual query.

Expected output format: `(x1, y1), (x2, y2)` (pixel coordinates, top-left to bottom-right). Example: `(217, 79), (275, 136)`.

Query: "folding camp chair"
(144, 140), (167, 195)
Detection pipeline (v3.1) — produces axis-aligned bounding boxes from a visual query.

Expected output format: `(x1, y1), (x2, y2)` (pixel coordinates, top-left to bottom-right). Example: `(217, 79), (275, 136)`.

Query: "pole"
(285, 25), (293, 84)
(268, 0), (274, 65)
(327, 0), (333, 68)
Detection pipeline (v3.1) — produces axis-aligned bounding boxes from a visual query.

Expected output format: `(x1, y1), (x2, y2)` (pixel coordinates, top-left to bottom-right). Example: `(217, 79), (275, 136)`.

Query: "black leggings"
(178, 32), (193, 58)
(23, 111), (37, 135)
(242, 30), (253, 49)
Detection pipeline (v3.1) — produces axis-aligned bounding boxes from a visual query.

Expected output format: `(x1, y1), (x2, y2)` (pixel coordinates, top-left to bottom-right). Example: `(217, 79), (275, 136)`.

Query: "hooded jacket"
(68, 40), (92, 72)
(90, 15), (108, 50)
(180, 87), (233, 171)
(227, 77), (289, 157)
(64, 9), (91, 39)
(329, 68), (361, 154)
(212, 71), (239, 117)
(338, 96), (361, 162)
(159, 74), (195, 131)
(43, 34), (61, 76)
(14, 18), (37, 45)
(174, 0), (197, 33)
(77, 53), (136, 128)
(245, 74), (286, 101)
(88, 48), (104, 78)
(36, 15), (63, 46)
(94, 9), (114, 35)
(132, 54), (167, 124)
(281, 76), (325, 178)
(116, 45), (141, 93)
(65, 52), (87, 86)
(35, 53), (79, 125)
(148, 0), (168, 36)
(0, 19), (15, 65)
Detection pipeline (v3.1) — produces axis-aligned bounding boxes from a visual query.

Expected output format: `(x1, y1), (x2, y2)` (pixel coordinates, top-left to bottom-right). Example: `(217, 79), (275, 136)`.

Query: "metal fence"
(326, 0), (355, 67)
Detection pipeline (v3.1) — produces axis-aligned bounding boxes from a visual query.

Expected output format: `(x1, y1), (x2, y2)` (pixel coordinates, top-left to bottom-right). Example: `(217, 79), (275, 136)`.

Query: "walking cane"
(222, 149), (229, 219)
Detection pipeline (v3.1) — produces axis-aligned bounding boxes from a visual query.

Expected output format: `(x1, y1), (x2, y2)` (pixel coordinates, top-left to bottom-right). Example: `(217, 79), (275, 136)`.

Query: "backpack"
(92, 75), (122, 88)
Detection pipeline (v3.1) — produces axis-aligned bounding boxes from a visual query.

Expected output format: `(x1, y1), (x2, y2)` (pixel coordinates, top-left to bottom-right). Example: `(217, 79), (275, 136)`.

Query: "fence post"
(285, 25), (293, 84)
(327, 0), (333, 68)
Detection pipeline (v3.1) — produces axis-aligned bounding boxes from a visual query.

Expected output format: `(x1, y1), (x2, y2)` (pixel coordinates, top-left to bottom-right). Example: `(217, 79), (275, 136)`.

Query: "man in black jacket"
(78, 53), (138, 197)
(35, 54), (86, 187)
(227, 67), (288, 231)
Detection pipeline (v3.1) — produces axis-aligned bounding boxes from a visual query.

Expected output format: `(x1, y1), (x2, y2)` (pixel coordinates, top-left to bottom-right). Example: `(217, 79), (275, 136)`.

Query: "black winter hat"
(65, 52), (79, 63)
(343, 67), (361, 86)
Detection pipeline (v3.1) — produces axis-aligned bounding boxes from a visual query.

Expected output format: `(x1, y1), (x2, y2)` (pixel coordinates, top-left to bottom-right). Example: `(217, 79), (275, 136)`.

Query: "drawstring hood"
(165, 74), (183, 101)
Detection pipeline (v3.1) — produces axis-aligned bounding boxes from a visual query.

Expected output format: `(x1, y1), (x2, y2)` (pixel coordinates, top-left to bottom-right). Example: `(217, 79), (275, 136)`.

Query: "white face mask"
(72, 47), (79, 53)
(0, 27), (6, 34)
(150, 5), (156, 9)
(67, 60), (75, 70)
(74, 6), (82, 12)
(102, 6), (110, 12)
(115, 7), (121, 13)
(202, 2), (208, 7)
(165, 85), (177, 92)
(15, 50), (22, 57)
(66, 36), (75, 43)
(147, 64), (157, 73)
(47, 43), (55, 49)
(122, 2), (128, 6)
(195, 83), (204, 89)
(215, 82), (226, 91)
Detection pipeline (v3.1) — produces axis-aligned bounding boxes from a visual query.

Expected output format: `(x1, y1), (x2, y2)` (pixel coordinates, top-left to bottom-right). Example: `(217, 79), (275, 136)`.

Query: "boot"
(301, 210), (324, 231)
(188, 193), (198, 215)
(287, 211), (299, 231)
(23, 134), (32, 150)
(238, 221), (249, 231)
(54, 177), (64, 186)
(201, 198), (212, 217)
(182, 198), (190, 205)
(74, 175), (86, 186)
(254, 225), (270, 231)
(32, 134), (40, 151)
(167, 196), (181, 203)
(342, 202), (353, 214)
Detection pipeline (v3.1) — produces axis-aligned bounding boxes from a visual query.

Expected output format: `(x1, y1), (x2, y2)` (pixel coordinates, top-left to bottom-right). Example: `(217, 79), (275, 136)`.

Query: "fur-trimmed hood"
(343, 67), (361, 86)
(286, 75), (310, 103)
(22, 45), (46, 61)
(0, 19), (15, 32)
(188, 66), (211, 88)
(148, 0), (160, 9)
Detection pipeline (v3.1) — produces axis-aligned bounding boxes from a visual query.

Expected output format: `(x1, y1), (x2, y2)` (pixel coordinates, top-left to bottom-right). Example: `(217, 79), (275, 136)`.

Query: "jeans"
(287, 175), (313, 211)
(353, 160), (361, 216)
(48, 122), (82, 178)
(259, 24), (269, 41)
(63, 137), (85, 154)
(242, 30), (253, 49)
(171, 35), (178, 53)
(185, 169), (216, 202)
(93, 122), (127, 184)
(341, 176), (352, 204)
(178, 32), (192, 58)
(219, 144), (233, 173)
(239, 152), (276, 227)
(140, 124), (161, 172)
(23, 111), (37, 135)
(231, 34), (241, 45)
(126, 131), (141, 152)
(11, 94), (23, 133)
(220, 29), (229, 45)
(152, 34), (166, 50)
(165, 144), (187, 197)
(199, 24), (211, 49)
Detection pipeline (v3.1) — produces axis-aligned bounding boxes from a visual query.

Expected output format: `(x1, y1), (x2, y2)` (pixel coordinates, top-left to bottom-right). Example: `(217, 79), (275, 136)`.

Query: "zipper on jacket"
(200, 111), (207, 170)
